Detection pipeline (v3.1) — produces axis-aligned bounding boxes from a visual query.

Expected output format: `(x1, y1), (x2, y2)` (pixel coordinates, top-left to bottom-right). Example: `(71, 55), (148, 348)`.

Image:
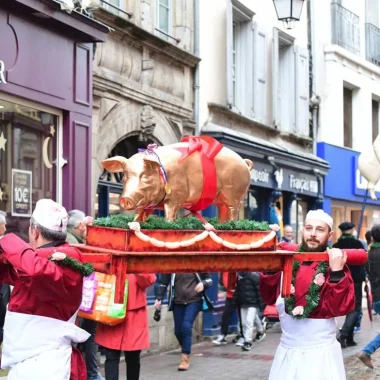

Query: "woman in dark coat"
(154, 273), (212, 371)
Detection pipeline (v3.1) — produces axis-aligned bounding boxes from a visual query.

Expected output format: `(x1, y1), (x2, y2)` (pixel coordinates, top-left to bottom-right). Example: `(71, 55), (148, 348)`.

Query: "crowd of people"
(0, 200), (378, 379)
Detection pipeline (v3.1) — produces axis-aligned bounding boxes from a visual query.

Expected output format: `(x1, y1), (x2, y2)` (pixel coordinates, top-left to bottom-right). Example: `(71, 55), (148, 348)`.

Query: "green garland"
(92, 214), (270, 231)
(284, 244), (329, 320)
(49, 255), (94, 277)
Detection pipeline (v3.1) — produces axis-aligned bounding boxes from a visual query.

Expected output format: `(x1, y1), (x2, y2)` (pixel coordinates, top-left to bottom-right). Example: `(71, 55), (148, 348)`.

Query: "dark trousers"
(340, 282), (362, 342)
(173, 300), (202, 355)
(105, 348), (141, 380)
(80, 319), (99, 378)
(221, 298), (243, 337)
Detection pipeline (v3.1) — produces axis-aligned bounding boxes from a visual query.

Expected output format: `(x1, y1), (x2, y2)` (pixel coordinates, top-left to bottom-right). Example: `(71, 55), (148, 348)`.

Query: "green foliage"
(92, 214), (270, 231)
(49, 256), (94, 277)
(284, 245), (329, 320)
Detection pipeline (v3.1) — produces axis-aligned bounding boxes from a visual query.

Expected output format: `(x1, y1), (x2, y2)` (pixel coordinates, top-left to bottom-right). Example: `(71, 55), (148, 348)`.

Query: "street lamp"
(273, 0), (305, 29)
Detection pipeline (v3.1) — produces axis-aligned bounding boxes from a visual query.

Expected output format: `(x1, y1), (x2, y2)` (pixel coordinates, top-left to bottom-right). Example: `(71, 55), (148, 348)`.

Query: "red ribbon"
(176, 136), (223, 212)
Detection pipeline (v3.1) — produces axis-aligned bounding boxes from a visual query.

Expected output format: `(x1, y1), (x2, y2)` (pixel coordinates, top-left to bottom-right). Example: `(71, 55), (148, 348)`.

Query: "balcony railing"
(366, 23), (380, 66)
(331, 2), (360, 55)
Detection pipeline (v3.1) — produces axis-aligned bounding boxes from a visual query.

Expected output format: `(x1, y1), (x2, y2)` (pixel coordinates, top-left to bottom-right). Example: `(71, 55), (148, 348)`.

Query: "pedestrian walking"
(261, 210), (355, 380)
(234, 272), (265, 351)
(96, 274), (156, 380)
(0, 199), (90, 379)
(155, 273), (213, 371)
(357, 224), (380, 369)
(66, 210), (102, 380)
(212, 272), (244, 346)
(334, 222), (366, 347)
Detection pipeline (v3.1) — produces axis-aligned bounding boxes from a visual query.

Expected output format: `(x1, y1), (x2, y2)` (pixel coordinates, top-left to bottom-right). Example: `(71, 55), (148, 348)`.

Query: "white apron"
(2, 310), (90, 380)
(269, 296), (346, 380)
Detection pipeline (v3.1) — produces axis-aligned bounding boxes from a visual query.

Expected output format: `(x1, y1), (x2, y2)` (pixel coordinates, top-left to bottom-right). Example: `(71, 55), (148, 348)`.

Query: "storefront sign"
(0, 61), (6, 84)
(353, 156), (380, 197)
(12, 169), (32, 217)
(250, 162), (275, 188)
(289, 174), (319, 194)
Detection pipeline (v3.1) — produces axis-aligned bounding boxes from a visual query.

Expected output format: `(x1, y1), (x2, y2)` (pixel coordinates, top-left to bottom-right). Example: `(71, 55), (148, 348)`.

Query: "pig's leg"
(134, 209), (153, 222)
(164, 203), (180, 221)
(217, 204), (229, 222)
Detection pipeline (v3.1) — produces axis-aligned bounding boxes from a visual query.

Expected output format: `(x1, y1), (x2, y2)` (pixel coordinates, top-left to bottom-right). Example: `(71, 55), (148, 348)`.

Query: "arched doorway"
(96, 135), (155, 218)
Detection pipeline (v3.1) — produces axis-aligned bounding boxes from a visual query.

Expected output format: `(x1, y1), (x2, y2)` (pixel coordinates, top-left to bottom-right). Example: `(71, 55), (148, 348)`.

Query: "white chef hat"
(32, 199), (68, 232)
(305, 209), (333, 229)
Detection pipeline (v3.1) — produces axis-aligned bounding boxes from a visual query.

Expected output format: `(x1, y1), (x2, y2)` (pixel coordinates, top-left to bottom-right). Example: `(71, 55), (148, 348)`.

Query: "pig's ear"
(143, 155), (161, 170)
(101, 156), (129, 173)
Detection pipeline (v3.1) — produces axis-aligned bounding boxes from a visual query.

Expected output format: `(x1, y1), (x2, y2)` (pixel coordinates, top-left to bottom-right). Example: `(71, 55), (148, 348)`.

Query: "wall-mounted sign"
(0, 60), (6, 84)
(250, 161), (275, 188)
(12, 169), (32, 217)
(289, 174), (319, 194)
(353, 156), (380, 197)
(249, 159), (321, 196)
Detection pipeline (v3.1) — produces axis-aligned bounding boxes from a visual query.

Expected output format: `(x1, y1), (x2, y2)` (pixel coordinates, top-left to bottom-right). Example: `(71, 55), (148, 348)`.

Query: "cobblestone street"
(99, 314), (380, 380)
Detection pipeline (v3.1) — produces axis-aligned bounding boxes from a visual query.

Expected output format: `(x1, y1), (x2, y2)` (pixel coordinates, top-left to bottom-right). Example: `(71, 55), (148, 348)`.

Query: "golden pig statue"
(101, 136), (253, 222)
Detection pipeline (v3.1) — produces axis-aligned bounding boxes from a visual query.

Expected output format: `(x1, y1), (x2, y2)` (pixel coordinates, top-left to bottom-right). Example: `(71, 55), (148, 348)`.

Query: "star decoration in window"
(0, 188), (3, 201)
(50, 125), (55, 137)
(0, 132), (6, 152)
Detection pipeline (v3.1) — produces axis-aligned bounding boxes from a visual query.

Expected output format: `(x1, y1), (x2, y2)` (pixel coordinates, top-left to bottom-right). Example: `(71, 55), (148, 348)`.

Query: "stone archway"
(92, 97), (182, 214)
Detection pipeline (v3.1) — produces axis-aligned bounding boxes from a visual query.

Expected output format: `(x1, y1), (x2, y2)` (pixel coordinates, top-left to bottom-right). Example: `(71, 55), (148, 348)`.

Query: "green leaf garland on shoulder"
(48, 254), (94, 277)
(284, 244), (330, 320)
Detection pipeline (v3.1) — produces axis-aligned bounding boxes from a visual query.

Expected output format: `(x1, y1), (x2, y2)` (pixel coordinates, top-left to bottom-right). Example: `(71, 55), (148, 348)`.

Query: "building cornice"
(94, 8), (201, 68)
(325, 44), (380, 81)
(93, 75), (193, 119)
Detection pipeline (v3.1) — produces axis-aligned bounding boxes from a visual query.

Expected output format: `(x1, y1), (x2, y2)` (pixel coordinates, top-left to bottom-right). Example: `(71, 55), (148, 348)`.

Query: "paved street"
(0, 314), (378, 379)
(99, 314), (380, 380)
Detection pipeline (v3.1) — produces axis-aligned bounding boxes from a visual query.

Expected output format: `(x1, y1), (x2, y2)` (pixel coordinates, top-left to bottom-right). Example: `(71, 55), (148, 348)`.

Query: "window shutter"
(295, 46), (309, 136)
(253, 24), (267, 123)
(272, 28), (279, 128)
(226, 0), (233, 107)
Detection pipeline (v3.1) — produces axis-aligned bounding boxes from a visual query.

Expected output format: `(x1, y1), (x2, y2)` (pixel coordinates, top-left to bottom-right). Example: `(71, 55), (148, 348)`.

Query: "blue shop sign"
(317, 142), (380, 204)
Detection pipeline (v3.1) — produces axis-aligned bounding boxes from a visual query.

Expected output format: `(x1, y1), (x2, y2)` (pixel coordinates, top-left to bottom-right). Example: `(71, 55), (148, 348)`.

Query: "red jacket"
(96, 274), (156, 351)
(0, 234), (86, 380)
(222, 272), (237, 299)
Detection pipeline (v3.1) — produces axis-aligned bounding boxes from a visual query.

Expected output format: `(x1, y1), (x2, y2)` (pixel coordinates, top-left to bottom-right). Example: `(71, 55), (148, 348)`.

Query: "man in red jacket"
(0, 199), (90, 380)
(261, 209), (355, 380)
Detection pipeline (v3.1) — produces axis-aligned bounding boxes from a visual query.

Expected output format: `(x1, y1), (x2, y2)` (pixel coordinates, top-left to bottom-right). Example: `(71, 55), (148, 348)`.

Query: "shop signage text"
(248, 159), (320, 196)
(352, 156), (380, 198)
(289, 175), (318, 194)
(251, 168), (270, 184)
(0, 61), (6, 84)
(12, 169), (32, 217)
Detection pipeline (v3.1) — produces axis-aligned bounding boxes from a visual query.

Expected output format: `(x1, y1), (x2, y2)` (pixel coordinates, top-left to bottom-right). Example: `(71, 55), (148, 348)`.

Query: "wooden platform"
(76, 244), (336, 303)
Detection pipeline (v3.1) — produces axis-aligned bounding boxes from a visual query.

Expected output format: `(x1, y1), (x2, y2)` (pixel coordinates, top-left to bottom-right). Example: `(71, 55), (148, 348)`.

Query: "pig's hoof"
(370, 189), (377, 200)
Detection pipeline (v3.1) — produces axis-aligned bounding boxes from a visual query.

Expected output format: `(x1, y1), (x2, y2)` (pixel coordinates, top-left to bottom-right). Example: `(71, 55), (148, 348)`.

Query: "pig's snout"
(120, 197), (135, 210)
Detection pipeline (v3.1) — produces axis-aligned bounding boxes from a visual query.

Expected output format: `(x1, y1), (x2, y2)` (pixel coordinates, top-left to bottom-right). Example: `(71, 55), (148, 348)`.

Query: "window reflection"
(0, 99), (57, 240)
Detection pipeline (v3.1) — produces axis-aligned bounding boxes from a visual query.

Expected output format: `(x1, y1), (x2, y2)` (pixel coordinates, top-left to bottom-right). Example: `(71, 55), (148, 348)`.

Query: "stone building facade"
(92, 1), (199, 352)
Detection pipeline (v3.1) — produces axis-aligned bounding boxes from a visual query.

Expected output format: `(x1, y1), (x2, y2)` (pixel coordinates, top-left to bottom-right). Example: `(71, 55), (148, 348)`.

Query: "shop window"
(290, 199), (308, 243)
(0, 98), (58, 241)
(239, 191), (259, 220)
(372, 99), (379, 142)
(343, 87), (353, 148)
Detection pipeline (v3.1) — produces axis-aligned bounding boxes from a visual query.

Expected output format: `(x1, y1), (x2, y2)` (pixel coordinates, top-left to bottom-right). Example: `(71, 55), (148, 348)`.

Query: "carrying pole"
(357, 189), (369, 238)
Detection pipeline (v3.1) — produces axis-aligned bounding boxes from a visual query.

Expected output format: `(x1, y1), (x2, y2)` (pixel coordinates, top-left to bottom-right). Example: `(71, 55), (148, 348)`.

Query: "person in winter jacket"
(234, 272), (266, 351)
(213, 273), (244, 346)
(154, 273), (213, 371)
(96, 274), (156, 380)
(333, 221), (366, 348)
